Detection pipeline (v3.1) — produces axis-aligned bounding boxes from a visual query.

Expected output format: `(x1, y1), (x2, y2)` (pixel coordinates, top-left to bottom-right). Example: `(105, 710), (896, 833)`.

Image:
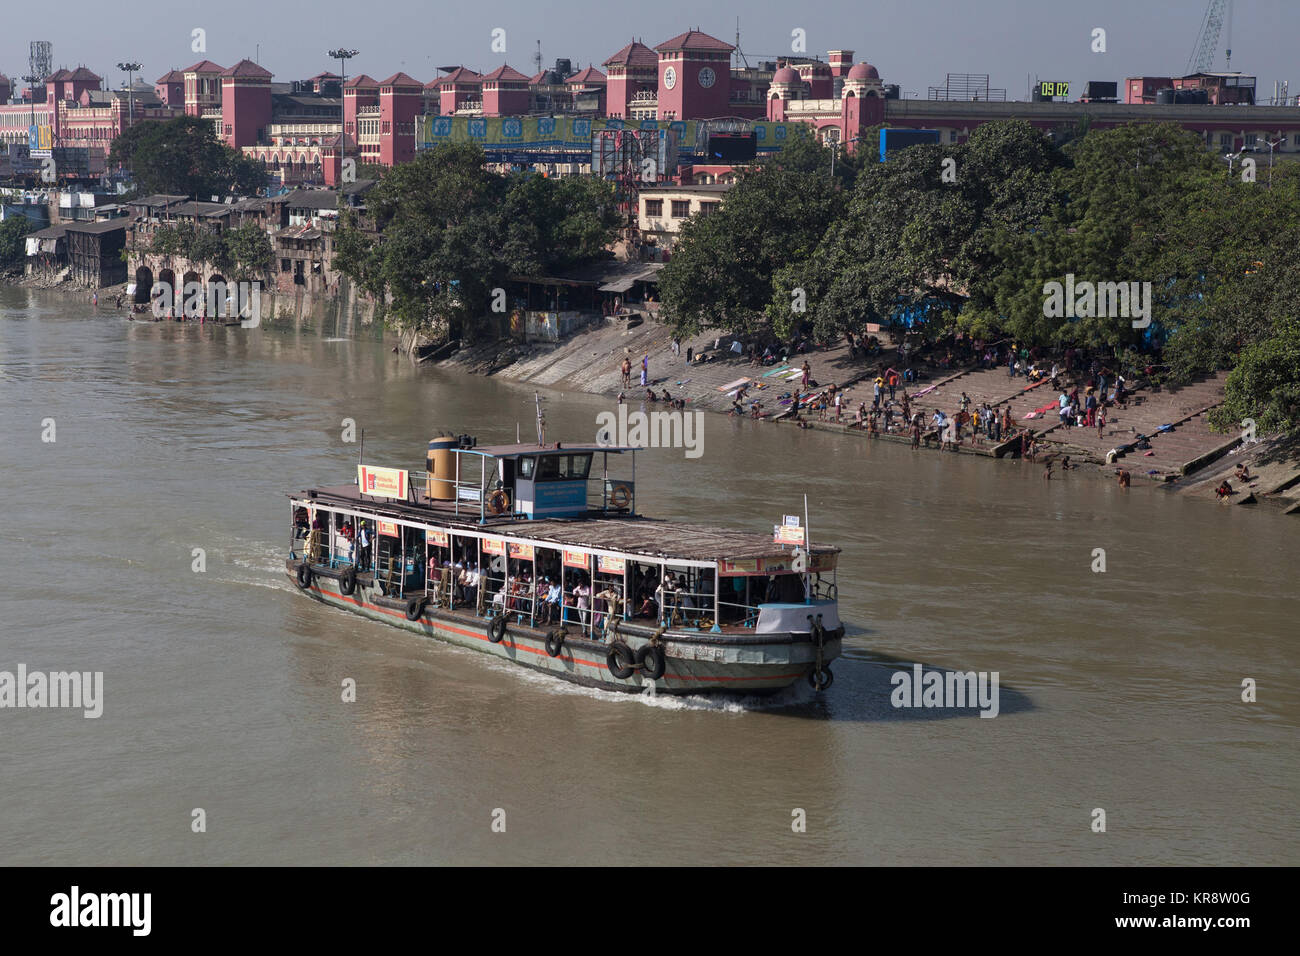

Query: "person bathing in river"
(1235, 463), (1253, 482)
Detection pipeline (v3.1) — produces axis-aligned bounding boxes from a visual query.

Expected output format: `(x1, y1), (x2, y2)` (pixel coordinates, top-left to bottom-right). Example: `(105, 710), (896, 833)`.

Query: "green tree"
(109, 115), (262, 198)
(659, 128), (846, 337)
(0, 216), (35, 271)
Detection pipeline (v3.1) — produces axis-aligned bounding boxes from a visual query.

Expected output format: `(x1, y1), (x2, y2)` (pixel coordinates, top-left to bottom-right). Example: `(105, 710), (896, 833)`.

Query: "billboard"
(357, 465), (409, 499)
(416, 115), (794, 162)
(879, 128), (941, 162)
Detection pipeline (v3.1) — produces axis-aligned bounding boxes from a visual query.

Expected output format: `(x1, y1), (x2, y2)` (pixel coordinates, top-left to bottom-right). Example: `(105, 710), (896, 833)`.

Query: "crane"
(1186, 0), (1234, 75)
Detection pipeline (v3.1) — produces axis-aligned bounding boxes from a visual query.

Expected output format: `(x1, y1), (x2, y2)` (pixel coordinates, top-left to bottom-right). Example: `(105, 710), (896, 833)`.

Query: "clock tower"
(654, 29), (734, 121)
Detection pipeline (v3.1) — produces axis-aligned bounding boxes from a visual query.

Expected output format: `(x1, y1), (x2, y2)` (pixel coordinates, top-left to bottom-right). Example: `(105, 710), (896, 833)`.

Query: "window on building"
(1294, 134), (1300, 147)
(1245, 133), (1258, 147)
(671, 200), (690, 218)
(698, 202), (719, 217)
(645, 199), (663, 217)
(1220, 133), (1232, 148)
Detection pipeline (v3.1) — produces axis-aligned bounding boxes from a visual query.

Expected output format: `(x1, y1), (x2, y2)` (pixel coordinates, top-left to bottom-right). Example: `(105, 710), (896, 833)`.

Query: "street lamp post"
(116, 61), (141, 130)
(328, 48), (359, 185)
(1267, 137), (1284, 188)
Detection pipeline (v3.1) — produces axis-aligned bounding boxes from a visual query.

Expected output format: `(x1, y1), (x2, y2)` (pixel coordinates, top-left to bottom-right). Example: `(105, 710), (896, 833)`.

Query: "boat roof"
(293, 484), (837, 564)
(463, 443), (637, 459)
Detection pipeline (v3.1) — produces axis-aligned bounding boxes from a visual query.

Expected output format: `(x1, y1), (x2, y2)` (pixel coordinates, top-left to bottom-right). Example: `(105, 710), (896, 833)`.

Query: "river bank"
(437, 312), (1300, 507)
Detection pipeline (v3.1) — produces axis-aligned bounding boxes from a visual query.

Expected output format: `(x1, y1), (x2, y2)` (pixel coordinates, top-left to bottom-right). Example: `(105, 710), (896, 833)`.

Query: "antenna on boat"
(803, 493), (812, 604)
(534, 392), (546, 447)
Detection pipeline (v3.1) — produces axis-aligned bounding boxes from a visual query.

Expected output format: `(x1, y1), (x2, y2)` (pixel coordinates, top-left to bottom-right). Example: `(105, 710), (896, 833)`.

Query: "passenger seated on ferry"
(294, 508), (309, 539)
(543, 579), (563, 624)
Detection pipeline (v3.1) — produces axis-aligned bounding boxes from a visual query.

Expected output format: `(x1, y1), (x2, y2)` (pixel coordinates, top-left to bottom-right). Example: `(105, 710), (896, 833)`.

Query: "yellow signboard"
(481, 537), (505, 556)
(428, 530), (449, 547)
(597, 555), (625, 574)
(508, 541), (535, 560)
(357, 465), (409, 500)
(774, 524), (805, 546)
(563, 549), (589, 569)
(377, 520), (399, 538)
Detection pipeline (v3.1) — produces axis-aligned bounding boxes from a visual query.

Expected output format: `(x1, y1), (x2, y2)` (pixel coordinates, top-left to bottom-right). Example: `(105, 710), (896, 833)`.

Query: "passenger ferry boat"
(285, 435), (843, 694)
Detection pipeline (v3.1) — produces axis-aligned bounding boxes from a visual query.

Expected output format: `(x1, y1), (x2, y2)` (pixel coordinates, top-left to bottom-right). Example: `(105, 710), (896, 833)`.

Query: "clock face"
(663, 66), (677, 90)
(698, 67), (716, 89)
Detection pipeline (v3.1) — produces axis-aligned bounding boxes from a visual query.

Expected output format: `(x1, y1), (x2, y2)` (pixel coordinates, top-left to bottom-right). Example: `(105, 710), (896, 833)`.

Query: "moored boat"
(285, 436), (843, 694)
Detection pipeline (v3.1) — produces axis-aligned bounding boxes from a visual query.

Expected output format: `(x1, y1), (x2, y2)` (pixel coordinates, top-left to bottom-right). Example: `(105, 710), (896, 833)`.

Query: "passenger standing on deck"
(574, 580), (590, 627)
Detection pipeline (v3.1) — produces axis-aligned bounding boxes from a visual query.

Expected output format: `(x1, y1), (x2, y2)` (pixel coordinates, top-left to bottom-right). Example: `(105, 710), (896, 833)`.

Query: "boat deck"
(299, 484), (838, 564)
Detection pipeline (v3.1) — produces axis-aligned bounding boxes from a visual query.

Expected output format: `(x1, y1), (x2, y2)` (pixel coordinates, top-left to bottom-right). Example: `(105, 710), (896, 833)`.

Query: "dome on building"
(847, 62), (880, 80)
(772, 66), (800, 85)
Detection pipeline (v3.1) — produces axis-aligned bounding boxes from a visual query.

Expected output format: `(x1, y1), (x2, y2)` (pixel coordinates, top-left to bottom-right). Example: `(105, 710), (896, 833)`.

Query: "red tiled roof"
(481, 64), (530, 84)
(66, 66), (102, 82)
(309, 71), (342, 81)
(438, 67), (482, 86)
(47, 69), (72, 82)
(344, 74), (379, 89)
(156, 70), (185, 84)
(185, 60), (225, 74)
(655, 30), (735, 53)
(566, 66), (607, 85)
(603, 41), (657, 69)
(221, 59), (273, 79)
(378, 71), (422, 88)
(529, 71), (548, 85)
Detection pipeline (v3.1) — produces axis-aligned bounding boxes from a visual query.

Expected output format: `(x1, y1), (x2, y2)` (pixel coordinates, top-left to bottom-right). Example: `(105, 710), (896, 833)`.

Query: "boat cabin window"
(518, 456), (535, 479)
(534, 453), (592, 481)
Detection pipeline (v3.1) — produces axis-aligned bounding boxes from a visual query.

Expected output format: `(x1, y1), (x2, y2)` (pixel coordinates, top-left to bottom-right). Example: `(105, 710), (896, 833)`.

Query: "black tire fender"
(544, 629), (564, 658)
(607, 641), (637, 679)
(808, 666), (834, 692)
(488, 615), (507, 644)
(637, 644), (666, 680)
(405, 596), (426, 622)
(339, 568), (357, 596)
(296, 563), (312, 590)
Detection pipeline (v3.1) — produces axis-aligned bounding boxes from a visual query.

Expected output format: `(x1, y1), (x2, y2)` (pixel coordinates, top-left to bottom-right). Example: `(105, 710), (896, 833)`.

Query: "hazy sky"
(4, 0), (1297, 102)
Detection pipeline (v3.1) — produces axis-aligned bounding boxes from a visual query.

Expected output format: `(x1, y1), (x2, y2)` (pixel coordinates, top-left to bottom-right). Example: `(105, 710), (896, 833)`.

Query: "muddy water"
(1, 287), (1295, 865)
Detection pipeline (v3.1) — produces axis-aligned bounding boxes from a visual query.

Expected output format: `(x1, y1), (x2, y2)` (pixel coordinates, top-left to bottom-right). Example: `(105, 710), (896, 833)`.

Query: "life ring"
(637, 644), (666, 680)
(607, 641), (637, 679)
(405, 596), (426, 621)
(808, 666), (834, 691)
(609, 485), (631, 509)
(544, 629), (564, 658)
(488, 489), (511, 515)
(339, 568), (357, 595)
(488, 615), (507, 643)
(296, 563), (313, 589)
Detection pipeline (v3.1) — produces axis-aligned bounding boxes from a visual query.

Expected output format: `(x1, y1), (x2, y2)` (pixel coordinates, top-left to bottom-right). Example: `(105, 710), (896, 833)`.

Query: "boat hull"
(286, 561), (841, 695)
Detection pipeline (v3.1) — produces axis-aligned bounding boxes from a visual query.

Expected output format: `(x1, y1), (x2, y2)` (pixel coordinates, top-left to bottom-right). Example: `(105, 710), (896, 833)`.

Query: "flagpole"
(803, 493), (811, 604)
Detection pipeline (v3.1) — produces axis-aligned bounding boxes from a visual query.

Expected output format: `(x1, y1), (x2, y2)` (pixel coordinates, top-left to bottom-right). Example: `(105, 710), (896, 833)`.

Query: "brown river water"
(1, 287), (1296, 865)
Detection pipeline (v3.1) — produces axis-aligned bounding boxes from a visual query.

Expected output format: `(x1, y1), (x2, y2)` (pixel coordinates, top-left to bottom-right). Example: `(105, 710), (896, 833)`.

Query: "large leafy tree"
(109, 115), (264, 198)
(659, 128), (848, 337)
(786, 119), (1060, 341)
(333, 143), (619, 338)
(971, 122), (1217, 349)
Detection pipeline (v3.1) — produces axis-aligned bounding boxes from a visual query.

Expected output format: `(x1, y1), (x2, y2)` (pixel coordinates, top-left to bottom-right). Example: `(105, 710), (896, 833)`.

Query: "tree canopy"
(333, 143), (620, 338)
(109, 115), (265, 199)
(655, 118), (1300, 433)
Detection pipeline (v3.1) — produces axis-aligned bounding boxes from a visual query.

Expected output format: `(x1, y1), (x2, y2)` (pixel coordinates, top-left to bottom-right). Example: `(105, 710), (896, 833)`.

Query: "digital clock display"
(1040, 81), (1070, 97)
